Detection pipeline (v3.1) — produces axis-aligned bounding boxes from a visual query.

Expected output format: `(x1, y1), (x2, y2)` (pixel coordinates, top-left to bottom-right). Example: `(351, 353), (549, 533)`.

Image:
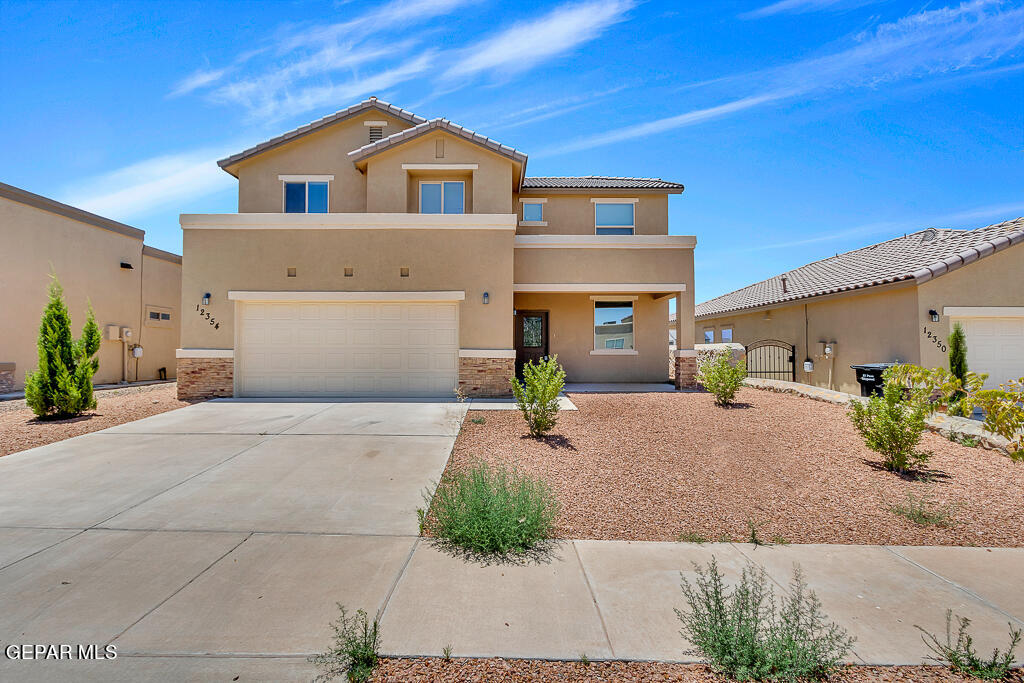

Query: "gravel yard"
(448, 389), (1024, 546)
(373, 659), (1014, 682)
(0, 382), (193, 457)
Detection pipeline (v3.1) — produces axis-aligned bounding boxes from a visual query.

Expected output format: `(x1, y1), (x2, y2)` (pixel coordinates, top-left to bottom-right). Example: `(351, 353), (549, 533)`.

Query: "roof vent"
(781, 275), (789, 294)
(920, 228), (938, 243)
(368, 126), (383, 142)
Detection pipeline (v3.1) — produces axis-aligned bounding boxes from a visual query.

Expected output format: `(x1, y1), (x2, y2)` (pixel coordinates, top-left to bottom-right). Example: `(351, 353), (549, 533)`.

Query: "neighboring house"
(177, 97), (695, 399)
(0, 182), (182, 393)
(695, 218), (1024, 394)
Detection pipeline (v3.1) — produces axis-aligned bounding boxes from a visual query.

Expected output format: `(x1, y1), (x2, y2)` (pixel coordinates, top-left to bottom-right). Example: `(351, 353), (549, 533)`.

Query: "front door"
(514, 310), (548, 377)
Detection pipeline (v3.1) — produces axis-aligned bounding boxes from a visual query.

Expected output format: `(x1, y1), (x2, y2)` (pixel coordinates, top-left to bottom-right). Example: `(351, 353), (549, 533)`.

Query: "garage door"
(237, 301), (458, 397)
(956, 317), (1024, 389)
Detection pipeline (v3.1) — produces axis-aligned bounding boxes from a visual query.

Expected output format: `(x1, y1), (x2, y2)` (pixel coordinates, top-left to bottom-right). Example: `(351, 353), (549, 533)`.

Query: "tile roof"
(696, 217), (1024, 319)
(347, 118), (528, 165)
(217, 98), (427, 171)
(522, 176), (684, 190)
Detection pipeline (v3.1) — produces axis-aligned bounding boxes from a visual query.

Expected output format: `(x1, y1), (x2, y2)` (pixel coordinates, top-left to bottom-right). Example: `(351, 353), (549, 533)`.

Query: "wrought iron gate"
(745, 340), (796, 381)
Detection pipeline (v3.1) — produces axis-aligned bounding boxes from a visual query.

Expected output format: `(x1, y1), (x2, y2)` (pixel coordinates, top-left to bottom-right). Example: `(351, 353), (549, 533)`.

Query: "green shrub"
(676, 558), (854, 681)
(426, 461), (558, 555)
(24, 275), (101, 419)
(916, 609), (1021, 680)
(510, 355), (566, 437)
(949, 322), (969, 387)
(848, 372), (931, 473)
(697, 349), (746, 406)
(310, 605), (381, 682)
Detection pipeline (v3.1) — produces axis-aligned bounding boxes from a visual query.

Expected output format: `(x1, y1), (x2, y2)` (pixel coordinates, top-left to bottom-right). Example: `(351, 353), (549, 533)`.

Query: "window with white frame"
(594, 301), (634, 350)
(522, 202), (543, 222)
(420, 181), (465, 214)
(720, 328), (733, 342)
(594, 201), (635, 235)
(281, 176), (331, 214)
(703, 329), (714, 344)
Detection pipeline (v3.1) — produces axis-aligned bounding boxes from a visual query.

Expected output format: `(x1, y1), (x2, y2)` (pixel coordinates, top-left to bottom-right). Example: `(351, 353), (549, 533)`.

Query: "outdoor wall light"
(929, 309), (940, 322)
(202, 293), (211, 306)
(482, 292), (489, 304)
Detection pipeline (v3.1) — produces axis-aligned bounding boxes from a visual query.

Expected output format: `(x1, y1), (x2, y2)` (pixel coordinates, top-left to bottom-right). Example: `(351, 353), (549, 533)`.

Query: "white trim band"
(518, 221), (548, 227)
(228, 290), (467, 302)
(674, 349), (698, 358)
(515, 283), (687, 293)
(177, 348), (234, 359)
(590, 198), (638, 204)
(944, 306), (1024, 317)
(181, 213), (517, 230)
(519, 197), (547, 203)
(590, 349), (639, 355)
(515, 235), (696, 249)
(277, 174), (334, 182)
(591, 295), (638, 301)
(363, 120), (388, 126)
(459, 349), (517, 358)
(402, 163), (479, 170)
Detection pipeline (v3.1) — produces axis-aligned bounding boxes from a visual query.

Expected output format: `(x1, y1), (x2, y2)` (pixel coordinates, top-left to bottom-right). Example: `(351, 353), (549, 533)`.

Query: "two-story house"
(176, 98), (696, 399)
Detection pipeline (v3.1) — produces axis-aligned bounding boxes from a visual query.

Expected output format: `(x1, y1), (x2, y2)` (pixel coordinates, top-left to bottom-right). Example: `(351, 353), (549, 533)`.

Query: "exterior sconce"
(929, 309), (939, 322)
(482, 292), (489, 304)
(202, 293), (211, 306)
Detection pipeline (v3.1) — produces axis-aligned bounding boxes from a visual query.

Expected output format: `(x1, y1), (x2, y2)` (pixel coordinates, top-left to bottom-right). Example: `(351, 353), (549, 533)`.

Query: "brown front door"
(514, 310), (548, 377)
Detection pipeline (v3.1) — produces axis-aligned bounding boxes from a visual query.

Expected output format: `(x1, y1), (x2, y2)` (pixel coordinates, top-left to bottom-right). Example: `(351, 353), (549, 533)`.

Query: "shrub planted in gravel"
(510, 355), (566, 437)
(917, 609), (1021, 680)
(310, 605), (381, 682)
(676, 558), (854, 681)
(697, 350), (746, 407)
(848, 372), (931, 473)
(426, 461), (558, 555)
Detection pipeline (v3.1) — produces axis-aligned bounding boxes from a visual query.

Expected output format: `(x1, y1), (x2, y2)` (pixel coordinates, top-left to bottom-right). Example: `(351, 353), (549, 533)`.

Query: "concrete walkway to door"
(0, 399), (1020, 681)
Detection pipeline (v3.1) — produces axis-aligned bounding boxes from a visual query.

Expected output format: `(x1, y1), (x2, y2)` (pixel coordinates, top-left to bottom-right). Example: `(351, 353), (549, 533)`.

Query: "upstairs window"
(703, 329), (714, 344)
(720, 328), (733, 343)
(281, 176), (331, 213)
(594, 201), (635, 235)
(522, 202), (544, 222)
(420, 181), (464, 214)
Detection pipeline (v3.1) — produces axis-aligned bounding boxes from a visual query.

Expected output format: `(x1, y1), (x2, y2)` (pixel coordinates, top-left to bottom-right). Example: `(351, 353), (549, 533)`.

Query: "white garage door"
(956, 317), (1024, 389)
(237, 301), (458, 397)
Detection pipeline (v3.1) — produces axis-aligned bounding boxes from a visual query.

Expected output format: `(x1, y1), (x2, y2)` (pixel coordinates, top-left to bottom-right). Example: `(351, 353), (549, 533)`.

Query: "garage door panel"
(958, 317), (1024, 389)
(238, 300), (459, 397)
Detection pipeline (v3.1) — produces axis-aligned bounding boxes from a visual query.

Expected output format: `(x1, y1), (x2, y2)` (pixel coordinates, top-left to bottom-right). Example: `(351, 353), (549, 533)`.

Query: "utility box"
(131, 345), (143, 358)
(121, 327), (133, 340)
(105, 325), (121, 341)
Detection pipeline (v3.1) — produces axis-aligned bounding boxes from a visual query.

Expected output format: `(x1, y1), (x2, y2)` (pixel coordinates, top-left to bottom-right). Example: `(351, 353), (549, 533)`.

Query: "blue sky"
(1, 0), (1022, 304)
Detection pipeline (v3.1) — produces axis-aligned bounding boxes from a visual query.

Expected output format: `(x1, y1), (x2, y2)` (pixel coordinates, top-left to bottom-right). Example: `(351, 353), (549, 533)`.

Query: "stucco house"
(0, 182), (182, 393)
(695, 218), (1024, 394)
(177, 98), (695, 399)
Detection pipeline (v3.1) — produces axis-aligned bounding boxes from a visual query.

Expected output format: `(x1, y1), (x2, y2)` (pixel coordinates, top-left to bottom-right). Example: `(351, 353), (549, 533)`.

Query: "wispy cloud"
(740, 0), (879, 20)
(543, 1), (1024, 156)
(443, 0), (634, 81)
(169, 66), (232, 98)
(61, 148), (236, 220)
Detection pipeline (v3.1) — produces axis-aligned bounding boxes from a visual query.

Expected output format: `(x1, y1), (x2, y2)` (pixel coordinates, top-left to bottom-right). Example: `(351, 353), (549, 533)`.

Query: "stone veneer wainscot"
(458, 356), (514, 397)
(177, 357), (233, 400)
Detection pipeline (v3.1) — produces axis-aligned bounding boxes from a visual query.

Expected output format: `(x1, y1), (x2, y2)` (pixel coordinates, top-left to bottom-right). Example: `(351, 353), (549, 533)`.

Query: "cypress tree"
(949, 322), (968, 384)
(24, 275), (100, 418)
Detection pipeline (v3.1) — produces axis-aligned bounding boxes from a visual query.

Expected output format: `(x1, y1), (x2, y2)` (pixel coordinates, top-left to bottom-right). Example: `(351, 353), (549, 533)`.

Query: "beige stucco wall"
(697, 283), (920, 393)
(514, 293), (670, 382)
(514, 246), (693, 286)
(231, 110), (416, 213)
(0, 196), (180, 389)
(514, 194), (669, 235)
(364, 131), (515, 214)
(917, 242), (1024, 371)
(137, 252), (182, 381)
(180, 228), (514, 350)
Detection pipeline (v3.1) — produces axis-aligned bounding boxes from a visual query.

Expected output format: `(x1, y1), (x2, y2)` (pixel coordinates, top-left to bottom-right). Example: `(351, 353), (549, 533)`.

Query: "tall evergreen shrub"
(24, 275), (101, 418)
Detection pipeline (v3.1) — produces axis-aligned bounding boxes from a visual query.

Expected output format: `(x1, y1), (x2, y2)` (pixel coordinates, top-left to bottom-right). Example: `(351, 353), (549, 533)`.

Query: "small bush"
(470, 416), (486, 425)
(676, 558), (854, 681)
(697, 350), (746, 406)
(917, 609), (1021, 680)
(510, 355), (566, 437)
(426, 461), (558, 555)
(947, 431), (980, 448)
(25, 275), (101, 419)
(848, 373), (931, 473)
(677, 531), (708, 544)
(310, 605), (381, 682)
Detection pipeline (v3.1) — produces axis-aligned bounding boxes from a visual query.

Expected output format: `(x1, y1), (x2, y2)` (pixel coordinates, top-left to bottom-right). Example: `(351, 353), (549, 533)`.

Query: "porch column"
(674, 290), (698, 389)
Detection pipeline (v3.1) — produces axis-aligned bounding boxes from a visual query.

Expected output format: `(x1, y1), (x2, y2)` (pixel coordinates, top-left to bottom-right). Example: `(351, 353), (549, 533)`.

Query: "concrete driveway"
(0, 399), (467, 681)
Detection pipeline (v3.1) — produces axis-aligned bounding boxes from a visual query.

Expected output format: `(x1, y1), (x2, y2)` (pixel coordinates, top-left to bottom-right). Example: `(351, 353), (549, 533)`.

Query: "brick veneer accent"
(0, 363), (15, 394)
(177, 357), (233, 400)
(459, 356), (514, 397)
(674, 355), (698, 389)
